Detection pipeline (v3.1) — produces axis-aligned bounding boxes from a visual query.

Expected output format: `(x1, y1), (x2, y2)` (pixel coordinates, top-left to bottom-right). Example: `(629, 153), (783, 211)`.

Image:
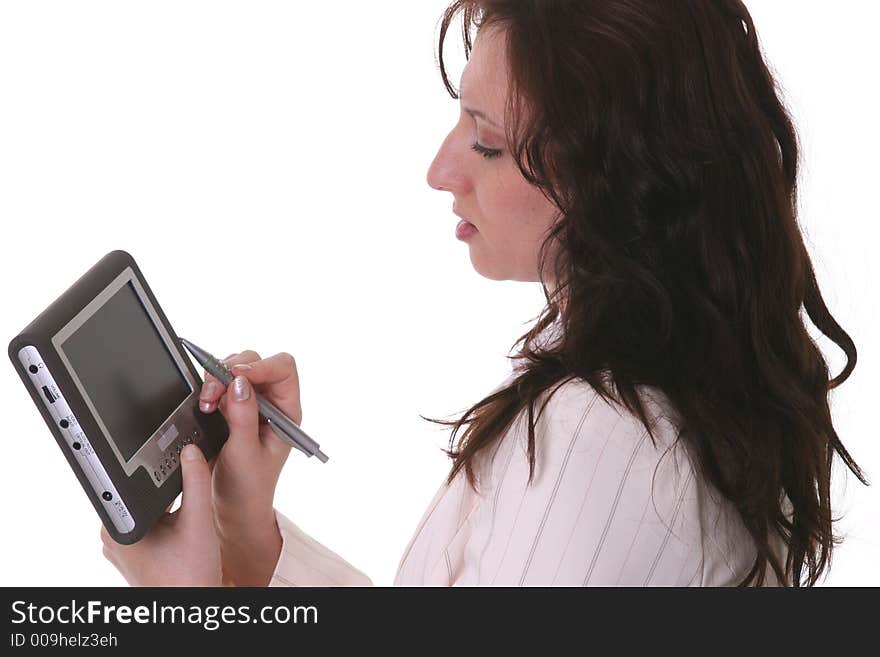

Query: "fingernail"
(200, 381), (219, 400)
(182, 444), (200, 461)
(199, 400), (212, 412)
(231, 363), (252, 371)
(233, 375), (250, 401)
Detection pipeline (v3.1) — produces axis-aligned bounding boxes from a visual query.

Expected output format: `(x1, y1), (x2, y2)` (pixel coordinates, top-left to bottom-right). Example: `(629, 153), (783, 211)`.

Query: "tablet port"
(42, 385), (56, 404)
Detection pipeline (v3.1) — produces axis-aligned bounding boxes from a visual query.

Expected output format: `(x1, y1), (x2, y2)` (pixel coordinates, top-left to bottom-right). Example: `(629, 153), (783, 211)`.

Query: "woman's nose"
(426, 132), (470, 194)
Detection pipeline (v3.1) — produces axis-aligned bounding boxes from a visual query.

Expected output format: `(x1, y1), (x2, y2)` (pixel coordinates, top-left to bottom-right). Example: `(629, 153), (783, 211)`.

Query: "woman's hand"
(198, 350), (300, 586)
(100, 444), (221, 586)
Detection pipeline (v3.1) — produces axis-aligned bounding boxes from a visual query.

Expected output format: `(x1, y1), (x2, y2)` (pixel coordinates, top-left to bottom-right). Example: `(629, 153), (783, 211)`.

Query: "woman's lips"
(453, 204), (478, 239)
(455, 219), (478, 240)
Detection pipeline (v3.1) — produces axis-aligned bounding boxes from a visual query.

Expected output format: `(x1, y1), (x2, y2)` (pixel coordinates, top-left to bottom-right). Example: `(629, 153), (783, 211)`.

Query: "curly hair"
(420, 0), (868, 586)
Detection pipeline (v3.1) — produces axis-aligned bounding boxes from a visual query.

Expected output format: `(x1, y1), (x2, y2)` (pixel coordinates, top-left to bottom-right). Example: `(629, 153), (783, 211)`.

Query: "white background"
(0, 1), (876, 586)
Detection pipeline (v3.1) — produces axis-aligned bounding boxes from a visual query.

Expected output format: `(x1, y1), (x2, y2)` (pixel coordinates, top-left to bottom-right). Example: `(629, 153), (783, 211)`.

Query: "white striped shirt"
(268, 371), (786, 587)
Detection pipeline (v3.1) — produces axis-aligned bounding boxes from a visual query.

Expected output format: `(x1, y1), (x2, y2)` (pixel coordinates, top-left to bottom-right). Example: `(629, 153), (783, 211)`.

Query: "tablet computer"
(8, 250), (228, 544)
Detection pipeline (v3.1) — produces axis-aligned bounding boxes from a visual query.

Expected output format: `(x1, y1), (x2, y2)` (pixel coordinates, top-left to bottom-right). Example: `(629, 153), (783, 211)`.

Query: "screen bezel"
(52, 267), (199, 477)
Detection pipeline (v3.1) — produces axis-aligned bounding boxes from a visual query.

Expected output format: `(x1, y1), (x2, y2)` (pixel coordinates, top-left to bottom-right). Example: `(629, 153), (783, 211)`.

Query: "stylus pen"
(178, 337), (329, 463)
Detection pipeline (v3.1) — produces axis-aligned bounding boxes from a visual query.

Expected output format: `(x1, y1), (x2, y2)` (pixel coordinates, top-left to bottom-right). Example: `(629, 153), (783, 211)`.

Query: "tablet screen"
(61, 281), (192, 461)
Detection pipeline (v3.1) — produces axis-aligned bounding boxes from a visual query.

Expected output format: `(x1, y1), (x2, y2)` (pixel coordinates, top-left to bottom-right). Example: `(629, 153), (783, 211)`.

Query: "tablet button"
(60, 419), (69, 429)
(28, 365), (39, 374)
(102, 491), (113, 501)
(72, 442), (81, 450)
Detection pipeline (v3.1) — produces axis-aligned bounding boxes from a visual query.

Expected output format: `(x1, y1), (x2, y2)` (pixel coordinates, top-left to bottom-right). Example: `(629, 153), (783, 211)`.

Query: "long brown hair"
(420, 0), (868, 586)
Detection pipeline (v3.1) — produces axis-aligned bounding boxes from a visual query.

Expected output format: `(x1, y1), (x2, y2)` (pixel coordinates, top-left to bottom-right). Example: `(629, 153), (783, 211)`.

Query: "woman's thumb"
(223, 375), (260, 450)
(179, 444), (212, 523)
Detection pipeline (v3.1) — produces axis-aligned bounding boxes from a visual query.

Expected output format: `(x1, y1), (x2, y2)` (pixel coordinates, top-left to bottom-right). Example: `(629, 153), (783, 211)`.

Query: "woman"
(101, 0), (866, 587)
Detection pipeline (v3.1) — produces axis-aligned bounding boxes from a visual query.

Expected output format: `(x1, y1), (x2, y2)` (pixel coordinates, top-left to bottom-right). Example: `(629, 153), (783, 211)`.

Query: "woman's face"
(427, 25), (560, 283)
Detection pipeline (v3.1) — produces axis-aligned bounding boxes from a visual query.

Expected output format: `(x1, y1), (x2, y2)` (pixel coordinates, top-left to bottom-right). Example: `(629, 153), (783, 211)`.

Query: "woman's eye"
(471, 142), (502, 159)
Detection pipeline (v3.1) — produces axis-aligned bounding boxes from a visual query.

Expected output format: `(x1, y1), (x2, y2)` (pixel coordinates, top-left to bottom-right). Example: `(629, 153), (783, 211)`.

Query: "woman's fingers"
(178, 445), (214, 531)
(229, 352), (297, 386)
(220, 373), (261, 456)
(100, 525), (120, 567)
(199, 350), (261, 411)
(228, 353), (302, 424)
(224, 350), (261, 368)
(198, 351), (302, 455)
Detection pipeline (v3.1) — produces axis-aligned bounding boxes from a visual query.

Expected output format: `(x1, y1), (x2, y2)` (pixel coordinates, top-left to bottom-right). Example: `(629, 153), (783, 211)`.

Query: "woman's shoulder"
(525, 373), (681, 453)
(477, 372), (684, 493)
(470, 371), (782, 585)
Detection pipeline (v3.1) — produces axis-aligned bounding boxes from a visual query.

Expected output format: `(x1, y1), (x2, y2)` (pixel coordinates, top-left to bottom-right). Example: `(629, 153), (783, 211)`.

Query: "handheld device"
(8, 250), (229, 544)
